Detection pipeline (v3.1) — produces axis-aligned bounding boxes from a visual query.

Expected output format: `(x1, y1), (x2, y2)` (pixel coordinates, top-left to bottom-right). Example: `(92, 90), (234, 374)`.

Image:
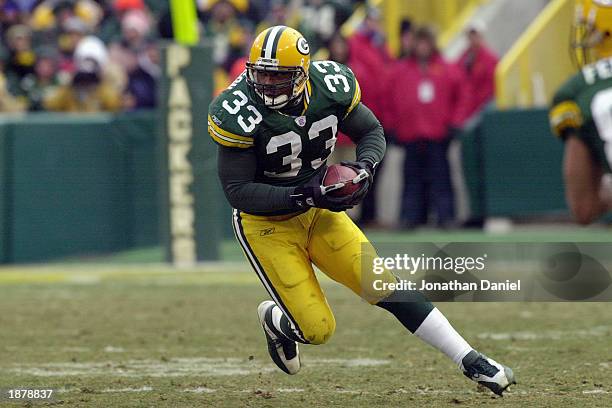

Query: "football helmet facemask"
(246, 25), (310, 109)
(572, 0), (612, 66)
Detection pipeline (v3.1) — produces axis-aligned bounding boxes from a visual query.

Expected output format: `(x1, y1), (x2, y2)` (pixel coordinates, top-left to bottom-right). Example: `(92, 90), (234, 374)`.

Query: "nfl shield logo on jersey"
(295, 116), (307, 127)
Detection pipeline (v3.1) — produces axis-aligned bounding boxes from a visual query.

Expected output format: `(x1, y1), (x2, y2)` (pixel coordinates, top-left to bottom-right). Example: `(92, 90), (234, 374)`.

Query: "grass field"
(1, 263), (611, 407)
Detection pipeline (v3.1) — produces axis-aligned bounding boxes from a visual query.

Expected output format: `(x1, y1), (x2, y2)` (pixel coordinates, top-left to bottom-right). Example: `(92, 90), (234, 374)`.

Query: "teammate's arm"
(217, 146), (295, 213)
(563, 134), (610, 224)
(548, 77), (611, 224)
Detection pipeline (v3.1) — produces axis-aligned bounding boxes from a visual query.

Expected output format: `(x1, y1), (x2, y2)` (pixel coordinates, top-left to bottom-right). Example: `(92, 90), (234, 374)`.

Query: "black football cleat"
(460, 350), (516, 396)
(257, 300), (301, 375)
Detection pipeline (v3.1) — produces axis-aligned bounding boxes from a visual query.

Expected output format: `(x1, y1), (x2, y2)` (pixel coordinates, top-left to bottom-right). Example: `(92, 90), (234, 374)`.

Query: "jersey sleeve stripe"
(208, 115), (254, 142)
(549, 101), (583, 137)
(209, 125), (254, 147)
(345, 78), (362, 117)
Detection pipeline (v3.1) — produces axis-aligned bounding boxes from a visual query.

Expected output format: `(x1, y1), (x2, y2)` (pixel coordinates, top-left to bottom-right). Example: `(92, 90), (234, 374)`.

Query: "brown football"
(323, 164), (362, 197)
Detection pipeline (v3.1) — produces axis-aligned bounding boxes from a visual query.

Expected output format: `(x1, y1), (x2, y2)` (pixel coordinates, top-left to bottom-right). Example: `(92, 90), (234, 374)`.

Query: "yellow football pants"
(232, 208), (397, 345)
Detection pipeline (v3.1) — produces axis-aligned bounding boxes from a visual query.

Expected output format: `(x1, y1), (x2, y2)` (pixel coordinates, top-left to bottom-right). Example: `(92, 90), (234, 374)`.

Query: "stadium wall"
(0, 112), (159, 263)
(0, 108), (565, 263)
(462, 108), (566, 219)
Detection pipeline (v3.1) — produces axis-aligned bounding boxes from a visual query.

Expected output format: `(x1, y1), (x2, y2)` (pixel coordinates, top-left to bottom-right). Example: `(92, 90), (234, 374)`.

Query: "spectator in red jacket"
(399, 18), (415, 58)
(349, 7), (392, 66)
(456, 20), (498, 118)
(326, 31), (370, 223)
(330, 17), (393, 226)
(344, 11), (396, 226)
(387, 26), (471, 228)
(347, 7), (393, 112)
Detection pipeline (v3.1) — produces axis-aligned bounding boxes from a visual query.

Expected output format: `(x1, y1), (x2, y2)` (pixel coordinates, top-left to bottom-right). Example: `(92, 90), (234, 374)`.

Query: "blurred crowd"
(0, 0), (169, 112)
(0, 0), (360, 112)
(0, 0), (498, 228)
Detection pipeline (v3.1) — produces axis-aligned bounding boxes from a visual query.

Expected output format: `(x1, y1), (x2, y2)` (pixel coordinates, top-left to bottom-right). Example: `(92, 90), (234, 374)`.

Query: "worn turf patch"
(0, 268), (610, 407)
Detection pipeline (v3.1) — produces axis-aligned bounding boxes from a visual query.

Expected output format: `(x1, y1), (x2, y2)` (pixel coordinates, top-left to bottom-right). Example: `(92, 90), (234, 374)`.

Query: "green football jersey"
(208, 60), (362, 187)
(550, 56), (612, 172)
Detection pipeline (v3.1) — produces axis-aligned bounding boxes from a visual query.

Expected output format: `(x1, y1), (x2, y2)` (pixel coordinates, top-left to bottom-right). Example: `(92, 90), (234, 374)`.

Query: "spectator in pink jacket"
(328, 30), (387, 225)
(456, 20), (498, 118)
(346, 14), (398, 226)
(347, 17), (411, 133)
(387, 26), (471, 228)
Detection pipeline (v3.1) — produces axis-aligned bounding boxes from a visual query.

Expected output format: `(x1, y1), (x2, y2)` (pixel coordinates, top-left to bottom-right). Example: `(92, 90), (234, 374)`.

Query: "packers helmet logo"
(297, 37), (310, 55)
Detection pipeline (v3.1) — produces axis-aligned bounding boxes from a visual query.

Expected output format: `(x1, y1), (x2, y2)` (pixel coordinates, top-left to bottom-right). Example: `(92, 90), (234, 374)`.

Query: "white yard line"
(7, 357), (390, 378)
(101, 386), (153, 393)
(307, 358), (389, 367)
(477, 325), (612, 341)
(183, 387), (217, 393)
(103, 346), (126, 353)
(61, 346), (92, 352)
(335, 390), (367, 394)
(0, 263), (253, 285)
(7, 354), (609, 399)
(42, 384), (611, 398)
(0, 262), (250, 275)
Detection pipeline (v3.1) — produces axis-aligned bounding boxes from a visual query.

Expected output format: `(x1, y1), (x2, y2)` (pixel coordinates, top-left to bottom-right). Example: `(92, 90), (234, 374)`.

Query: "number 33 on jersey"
(208, 60), (362, 186)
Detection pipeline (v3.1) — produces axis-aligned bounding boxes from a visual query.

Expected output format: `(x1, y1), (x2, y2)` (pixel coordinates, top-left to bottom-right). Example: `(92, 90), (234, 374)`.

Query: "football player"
(549, 0), (612, 224)
(208, 25), (515, 395)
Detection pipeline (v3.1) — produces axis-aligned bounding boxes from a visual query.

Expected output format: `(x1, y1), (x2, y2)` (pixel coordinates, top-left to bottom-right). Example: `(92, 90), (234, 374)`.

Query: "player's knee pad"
(359, 271), (397, 304)
(302, 316), (335, 345)
(297, 307), (336, 345)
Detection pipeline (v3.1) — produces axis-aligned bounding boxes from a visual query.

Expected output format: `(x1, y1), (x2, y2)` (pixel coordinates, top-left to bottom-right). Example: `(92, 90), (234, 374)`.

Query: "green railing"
(496, 0), (575, 108)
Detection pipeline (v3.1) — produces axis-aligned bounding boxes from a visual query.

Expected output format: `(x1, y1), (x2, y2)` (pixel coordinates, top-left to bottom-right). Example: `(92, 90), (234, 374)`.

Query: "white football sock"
(413, 307), (473, 366)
